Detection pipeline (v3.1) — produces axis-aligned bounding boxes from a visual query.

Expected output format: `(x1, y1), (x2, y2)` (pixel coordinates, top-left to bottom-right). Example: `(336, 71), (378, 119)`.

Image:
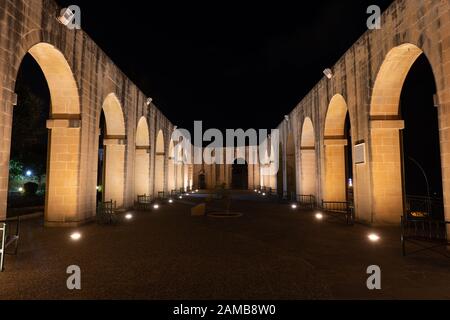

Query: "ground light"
(262, 193), (266, 196)
(70, 232), (81, 241)
(315, 212), (324, 220)
(125, 213), (133, 220)
(291, 204), (298, 209)
(168, 199), (173, 203)
(179, 196), (183, 199)
(368, 233), (381, 242)
(153, 204), (159, 209)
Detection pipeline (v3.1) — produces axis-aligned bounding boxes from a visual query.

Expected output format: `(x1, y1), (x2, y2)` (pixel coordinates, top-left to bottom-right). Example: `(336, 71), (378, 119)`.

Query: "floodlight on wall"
(57, 7), (75, 26)
(146, 98), (153, 106)
(12, 93), (17, 106)
(433, 94), (439, 108)
(284, 115), (290, 122)
(323, 68), (333, 79)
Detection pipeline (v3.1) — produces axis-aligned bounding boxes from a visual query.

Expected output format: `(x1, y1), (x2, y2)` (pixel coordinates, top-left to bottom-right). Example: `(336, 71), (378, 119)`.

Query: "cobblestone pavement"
(1, 191), (449, 299)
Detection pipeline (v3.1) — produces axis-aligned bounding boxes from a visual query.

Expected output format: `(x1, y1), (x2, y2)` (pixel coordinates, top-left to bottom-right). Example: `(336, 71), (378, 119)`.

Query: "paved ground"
(1, 191), (449, 300)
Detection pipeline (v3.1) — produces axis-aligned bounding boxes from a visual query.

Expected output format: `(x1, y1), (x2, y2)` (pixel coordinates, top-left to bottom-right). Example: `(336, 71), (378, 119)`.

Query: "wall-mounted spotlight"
(57, 7), (76, 26)
(433, 94), (439, 108)
(146, 97), (153, 106)
(323, 68), (333, 79)
(284, 115), (290, 122)
(12, 93), (18, 106)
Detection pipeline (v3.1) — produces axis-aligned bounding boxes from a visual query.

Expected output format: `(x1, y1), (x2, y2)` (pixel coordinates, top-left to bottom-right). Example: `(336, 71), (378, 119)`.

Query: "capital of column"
(46, 119), (81, 129)
(323, 137), (348, 146)
(104, 136), (127, 146)
(370, 118), (405, 130)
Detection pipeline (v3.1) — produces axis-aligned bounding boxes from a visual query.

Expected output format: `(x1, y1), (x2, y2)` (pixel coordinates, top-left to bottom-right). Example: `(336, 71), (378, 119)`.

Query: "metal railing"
(1, 217), (20, 271)
(405, 195), (444, 219)
(297, 195), (316, 209)
(97, 200), (117, 225)
(136, 194), (152, 210)
(321, 200), (354, 225)
(401, 215), (449, 257)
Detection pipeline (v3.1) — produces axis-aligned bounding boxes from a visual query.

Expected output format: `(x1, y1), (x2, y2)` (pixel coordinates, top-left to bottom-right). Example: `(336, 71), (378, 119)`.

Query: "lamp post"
(408, 157), (431, 215)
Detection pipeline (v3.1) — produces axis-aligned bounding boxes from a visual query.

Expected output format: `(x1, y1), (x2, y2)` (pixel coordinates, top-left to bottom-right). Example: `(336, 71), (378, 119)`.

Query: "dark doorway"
(97, 111), (106, 203)
(199, 173), (206, 189)
(232, 159), (248, 190)
(7, 53), (50, 217)
(344, 114), (353, 205)
(400, 54), (443, 219)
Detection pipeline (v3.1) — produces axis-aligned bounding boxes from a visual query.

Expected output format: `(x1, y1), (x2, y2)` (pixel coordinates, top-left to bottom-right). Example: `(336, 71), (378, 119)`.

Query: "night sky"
(55, 0), (394, 133)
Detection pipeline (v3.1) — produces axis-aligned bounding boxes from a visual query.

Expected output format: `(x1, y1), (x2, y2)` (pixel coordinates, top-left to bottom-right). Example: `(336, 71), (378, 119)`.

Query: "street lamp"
(407, 157), (431, 214)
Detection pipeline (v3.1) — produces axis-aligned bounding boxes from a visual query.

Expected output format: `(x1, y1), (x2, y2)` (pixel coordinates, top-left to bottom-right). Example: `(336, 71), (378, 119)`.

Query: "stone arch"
(155, 130), (165, 193)
(369, 43), (445, 224)
(100, 93), (126, 207)
(300, 117), (316, 197)
(28, 43), (80, 116)
(135, 117), (150, 197)
(9, 42), (82, 225)
(101, 93), (126, 136)
(323, 94), (349, 202)
(370, 44), (424, 117)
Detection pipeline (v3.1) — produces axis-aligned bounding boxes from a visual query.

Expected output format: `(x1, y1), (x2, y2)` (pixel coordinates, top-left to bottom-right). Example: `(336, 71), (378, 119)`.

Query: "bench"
(321, 200), (354, 225)
(401, 216), (449, 257)
(1, 217), (20, 272)
(136, 194), (152, 210)
(97, 200), (118, 225)
(157, 191), (167, 201)
(296, 195), (316, 209)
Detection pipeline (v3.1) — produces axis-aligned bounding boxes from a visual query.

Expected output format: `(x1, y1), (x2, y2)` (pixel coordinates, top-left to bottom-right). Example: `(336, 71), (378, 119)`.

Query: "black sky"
(55, 0), (394, 133)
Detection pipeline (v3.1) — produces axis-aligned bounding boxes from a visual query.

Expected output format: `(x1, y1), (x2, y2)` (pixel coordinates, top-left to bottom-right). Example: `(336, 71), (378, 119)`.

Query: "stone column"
(300, 147), (316, 197)
(369, 119), (404, 224)
(45, 119), (82, 226)
(135, 146), (150, 196)
(103, 137), (126, 208)
(323, 138), (347, 202)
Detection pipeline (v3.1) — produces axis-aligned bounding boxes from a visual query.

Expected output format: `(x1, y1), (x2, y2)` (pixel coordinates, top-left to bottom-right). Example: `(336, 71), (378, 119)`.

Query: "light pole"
(408, 157), (431, 215)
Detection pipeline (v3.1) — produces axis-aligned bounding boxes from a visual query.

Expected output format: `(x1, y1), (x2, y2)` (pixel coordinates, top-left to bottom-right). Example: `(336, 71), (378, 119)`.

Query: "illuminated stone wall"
(276, 0), (450, 229)
(0, 0), (175, 225)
